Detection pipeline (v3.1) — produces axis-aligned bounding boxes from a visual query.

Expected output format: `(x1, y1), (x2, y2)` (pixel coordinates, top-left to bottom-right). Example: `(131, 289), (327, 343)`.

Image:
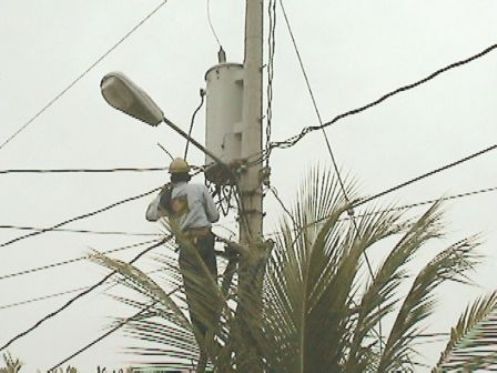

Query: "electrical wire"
(0, 225), (159, 238)
(184, 89), (206, 160)
(0, 0), (169, 152)
(207, 0), (223, 48)
(0, 239), (159, 282)
(0, 267), (167, 312)
(0, 187), (161, 249)
(265, 186), (496, 235)
(48, 301), (158, 371)
(0, 167), (167, 175)
(354, 143), (497, 209)
(352, 185), (497, 219)
(267, 41), (497, 153)
(264, 0), (277, 170)
(261, 184), (497, 237)
(0, 287), (88, 311)
(289, 143), (497, 232)
(0, 236), (172, 352)
(278, 0), (381, 342)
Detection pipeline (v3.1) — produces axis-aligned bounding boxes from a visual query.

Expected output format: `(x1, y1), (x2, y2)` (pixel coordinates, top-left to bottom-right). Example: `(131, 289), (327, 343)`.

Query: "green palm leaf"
(433, 291), (497, 372)
(378, 235), (480, 372)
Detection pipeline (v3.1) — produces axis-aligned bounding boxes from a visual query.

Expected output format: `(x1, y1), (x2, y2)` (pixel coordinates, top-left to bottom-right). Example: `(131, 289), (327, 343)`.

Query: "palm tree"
(92, 167), (496, 372)
(0, 353), (22, 373)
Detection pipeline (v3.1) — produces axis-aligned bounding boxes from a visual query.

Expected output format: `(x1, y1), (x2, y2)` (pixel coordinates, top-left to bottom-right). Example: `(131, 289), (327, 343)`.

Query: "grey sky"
(1, 0), (497, 371)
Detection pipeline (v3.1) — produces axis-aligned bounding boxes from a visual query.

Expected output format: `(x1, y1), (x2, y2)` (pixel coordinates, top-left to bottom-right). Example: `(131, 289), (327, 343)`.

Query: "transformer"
(204, 63), (244, 185)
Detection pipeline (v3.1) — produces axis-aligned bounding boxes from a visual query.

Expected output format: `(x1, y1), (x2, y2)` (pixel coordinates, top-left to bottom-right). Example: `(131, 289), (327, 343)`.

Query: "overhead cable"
(278, 0), (380, 340)
(263, 184), (497, 237)
(354, 143), (497, 208)
(0, 239), (159, 282)
(0, 287), (88, 311)
(0, 187), (161, 249)
(264, 0), (277, 170)
(0, 225), (159, 238)
(206, 0), (223, 48)
(0, 167), (167, 175)
(268, 42), (497, 152)
(0, 236), (171, 352)
(0, 0), (169, 152)
(291, 144), (497, 231)
(0, 267), (165, 312)
(184, 89), (206, 159)
(48, 301), (159, 371)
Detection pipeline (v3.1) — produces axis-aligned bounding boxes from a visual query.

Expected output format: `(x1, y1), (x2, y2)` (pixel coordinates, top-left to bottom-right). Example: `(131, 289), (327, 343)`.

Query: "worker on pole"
(145, 157), (220, 355)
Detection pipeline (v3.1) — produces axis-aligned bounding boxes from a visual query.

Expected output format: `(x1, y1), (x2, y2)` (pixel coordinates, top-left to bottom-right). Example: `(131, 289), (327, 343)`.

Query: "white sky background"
(0, 0), (496, 371)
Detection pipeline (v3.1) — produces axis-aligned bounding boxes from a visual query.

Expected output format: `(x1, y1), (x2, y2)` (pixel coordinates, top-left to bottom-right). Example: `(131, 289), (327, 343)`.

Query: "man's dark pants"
(178, 232), (218, 340)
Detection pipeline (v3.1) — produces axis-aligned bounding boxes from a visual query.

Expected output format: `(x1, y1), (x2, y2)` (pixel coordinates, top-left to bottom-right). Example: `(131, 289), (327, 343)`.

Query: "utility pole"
(236, 1), (265, 371)
(239, 0), (264, 244)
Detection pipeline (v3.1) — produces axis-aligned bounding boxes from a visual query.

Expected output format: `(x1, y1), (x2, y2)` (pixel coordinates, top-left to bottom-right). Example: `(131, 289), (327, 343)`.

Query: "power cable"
(0, 287), (88, 311)
(354, 143), (497, 209)
(267, 42), (497, 152)
(0, 267), (166, 312)
(0, 236), (171, 352)
(287, 144), (497, 231)
(262, 184), (497, 237)
(0, 225), (159, 238)
(264, 0), (277, 170)
(0, 187), (161, 249)
(0, 239), (159, 282)
(48, 301), (158, 371)
(184, 89), (206, 160)
(278, 0), (381, 342)
(0, 0), (169, 152)
(353, 185), (497, 219)
(206, 0), (223, 48)
(0, 167), (167, 175)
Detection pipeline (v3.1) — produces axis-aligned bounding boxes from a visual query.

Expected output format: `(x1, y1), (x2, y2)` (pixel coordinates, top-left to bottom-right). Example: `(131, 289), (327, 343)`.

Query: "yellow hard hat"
(169, 158), (190, 174)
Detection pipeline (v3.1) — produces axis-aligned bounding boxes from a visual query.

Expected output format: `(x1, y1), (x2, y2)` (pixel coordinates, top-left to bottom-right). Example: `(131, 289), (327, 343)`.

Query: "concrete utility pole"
(239, 0), (264, 244)
(235, 1), (265, 371)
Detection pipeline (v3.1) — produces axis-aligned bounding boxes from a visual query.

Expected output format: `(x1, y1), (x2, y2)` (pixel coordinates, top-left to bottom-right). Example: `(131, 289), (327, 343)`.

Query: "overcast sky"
(1, 0), (497, 371)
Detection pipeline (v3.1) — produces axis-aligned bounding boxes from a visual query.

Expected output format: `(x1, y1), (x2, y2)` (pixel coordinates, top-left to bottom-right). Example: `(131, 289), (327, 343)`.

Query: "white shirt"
(146, 182), (220, 231)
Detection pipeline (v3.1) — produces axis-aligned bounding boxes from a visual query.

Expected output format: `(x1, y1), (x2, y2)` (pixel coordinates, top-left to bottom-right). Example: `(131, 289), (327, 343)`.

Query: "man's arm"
(203, 186), (220, 223)
(145, 194), (163, 222)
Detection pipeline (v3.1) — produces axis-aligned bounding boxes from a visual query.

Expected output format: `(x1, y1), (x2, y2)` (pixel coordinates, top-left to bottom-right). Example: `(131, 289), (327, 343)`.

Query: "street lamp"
(100, 72), (226, 170)
(101, 72), (163, 127)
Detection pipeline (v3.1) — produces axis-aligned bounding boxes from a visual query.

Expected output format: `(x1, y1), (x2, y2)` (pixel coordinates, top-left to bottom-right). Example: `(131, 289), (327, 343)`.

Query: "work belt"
(184, 227), (212, 238)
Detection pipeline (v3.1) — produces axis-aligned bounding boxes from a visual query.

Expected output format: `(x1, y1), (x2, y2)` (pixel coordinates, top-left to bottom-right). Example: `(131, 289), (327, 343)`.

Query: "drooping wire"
(0, 187), (161, 249)
(207, 0), (223, 49)
(0, 287), (89, 311)
(48, 302), (159, 371)
(0, 267), (166, 312)
(0, 0), (170, 152)
(0, 225), (159, 238)
(268, 42), (497, 152)
(0, 239), (159, 282)
(355, 143), (497, 209)
(0, 167), (167, 175)
(278, 0), (377, 292)
(263, 185), (497, 237)
(0, 236), (172, 352)
(264, 0), (277, 171)
(288, 143), (497, 232)
(157, 143), (175, 161)
(184, 89), (207, 160)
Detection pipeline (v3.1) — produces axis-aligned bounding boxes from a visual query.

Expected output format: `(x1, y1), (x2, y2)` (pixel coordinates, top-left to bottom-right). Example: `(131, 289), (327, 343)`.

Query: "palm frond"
(260, 168), (407, 372)
(432, 291), (497, 372)
(378, 234), (481, 372)
(345, 201), (443, 371)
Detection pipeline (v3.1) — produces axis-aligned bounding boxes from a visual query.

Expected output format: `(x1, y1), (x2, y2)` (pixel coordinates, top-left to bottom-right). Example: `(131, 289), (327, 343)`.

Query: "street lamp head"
(100, 72), (164, 127)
